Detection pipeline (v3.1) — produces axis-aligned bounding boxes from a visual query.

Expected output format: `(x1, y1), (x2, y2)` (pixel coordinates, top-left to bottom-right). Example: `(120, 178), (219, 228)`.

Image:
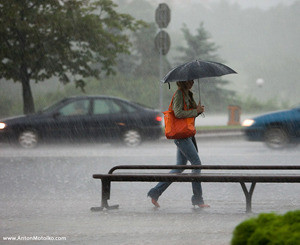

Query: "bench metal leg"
(91, 179), (119, 212)
(240, 182), (256, 213)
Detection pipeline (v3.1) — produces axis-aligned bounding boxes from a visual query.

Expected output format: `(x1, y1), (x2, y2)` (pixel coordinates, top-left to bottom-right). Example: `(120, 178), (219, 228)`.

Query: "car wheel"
(264, 128), (288, 149)
(18, 130), (39, 148)
(123, 130), (142, 147)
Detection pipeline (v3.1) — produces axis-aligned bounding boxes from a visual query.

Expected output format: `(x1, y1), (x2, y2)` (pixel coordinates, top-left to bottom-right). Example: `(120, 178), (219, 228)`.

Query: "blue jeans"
(147, 137), (204, 205)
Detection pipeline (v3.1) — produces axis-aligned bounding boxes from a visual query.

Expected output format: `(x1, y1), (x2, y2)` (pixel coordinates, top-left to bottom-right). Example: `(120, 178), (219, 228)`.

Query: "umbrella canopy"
(161, 60), (237, 83)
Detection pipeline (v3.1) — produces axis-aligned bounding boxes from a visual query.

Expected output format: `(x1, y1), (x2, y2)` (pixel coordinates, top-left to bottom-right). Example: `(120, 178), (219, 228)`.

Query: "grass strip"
(196, 125), (243, 131)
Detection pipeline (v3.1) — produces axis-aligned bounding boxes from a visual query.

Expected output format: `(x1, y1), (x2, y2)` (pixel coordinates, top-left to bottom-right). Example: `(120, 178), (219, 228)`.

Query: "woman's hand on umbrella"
(197, 102), (205, 114)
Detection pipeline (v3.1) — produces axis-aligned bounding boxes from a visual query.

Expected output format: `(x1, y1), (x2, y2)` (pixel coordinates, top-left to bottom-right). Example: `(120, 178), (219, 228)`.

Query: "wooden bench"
(91, 165), (300, 212)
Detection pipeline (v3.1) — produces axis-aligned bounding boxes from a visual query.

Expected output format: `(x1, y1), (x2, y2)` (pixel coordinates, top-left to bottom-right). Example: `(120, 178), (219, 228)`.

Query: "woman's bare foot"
(197, 204), (210, 208)
(151, 198), (160, 208)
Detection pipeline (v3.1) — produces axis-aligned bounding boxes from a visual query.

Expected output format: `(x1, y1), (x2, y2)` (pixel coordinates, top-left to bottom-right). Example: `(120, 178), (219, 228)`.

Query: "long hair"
(176, 81), (189, 90)
(176, 81), (197, 109)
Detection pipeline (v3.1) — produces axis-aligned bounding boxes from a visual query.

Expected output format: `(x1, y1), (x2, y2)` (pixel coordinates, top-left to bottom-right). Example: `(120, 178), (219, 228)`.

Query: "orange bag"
(163, 91), (196, 139)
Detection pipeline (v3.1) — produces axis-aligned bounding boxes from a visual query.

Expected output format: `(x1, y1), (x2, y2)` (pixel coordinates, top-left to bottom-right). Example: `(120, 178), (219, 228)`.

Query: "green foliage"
(132, 23), (168, 77)
(231, 210), (300, 245)
(176, 22), (219, 63)
(84, 75), (161, 108)
(238, 95), (290, 113)
(116, 23), (171, 78)
(0, 0), (143, 113)
(114, 0), (155, 23)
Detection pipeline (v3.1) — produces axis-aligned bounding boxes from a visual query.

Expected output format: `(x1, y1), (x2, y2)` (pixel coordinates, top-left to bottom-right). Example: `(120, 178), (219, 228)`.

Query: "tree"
(0, 0), (143, 114)
(133, 23), (171, 77)
(116, 23), (171, 77)
(176, 23), (236, 111)
(176, 22), (219, 63)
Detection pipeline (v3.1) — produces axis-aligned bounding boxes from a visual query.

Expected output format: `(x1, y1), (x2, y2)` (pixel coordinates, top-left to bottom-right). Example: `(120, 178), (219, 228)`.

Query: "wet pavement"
(1, 139), (299, 244)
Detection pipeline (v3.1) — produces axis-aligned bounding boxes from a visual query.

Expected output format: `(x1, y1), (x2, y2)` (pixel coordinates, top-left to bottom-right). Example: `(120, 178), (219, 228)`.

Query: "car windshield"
(130, 101), (154, 110)
(40, 99), (66, 113)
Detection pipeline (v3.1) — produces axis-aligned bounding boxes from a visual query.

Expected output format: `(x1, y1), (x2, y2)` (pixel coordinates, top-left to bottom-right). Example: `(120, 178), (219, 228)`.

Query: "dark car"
(242, 104), (300, 149)
(0, 96), (163, 148)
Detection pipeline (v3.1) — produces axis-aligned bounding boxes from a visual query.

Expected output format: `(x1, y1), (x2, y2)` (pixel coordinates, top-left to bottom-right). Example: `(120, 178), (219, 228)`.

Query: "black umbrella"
(161, 60), (237, 84)
(161, 60), (237, 108)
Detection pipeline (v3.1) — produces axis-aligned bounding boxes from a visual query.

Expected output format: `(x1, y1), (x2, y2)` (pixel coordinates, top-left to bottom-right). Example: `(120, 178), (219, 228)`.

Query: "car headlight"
(0, 122), (7, 130)
(242, 119), (255, 127)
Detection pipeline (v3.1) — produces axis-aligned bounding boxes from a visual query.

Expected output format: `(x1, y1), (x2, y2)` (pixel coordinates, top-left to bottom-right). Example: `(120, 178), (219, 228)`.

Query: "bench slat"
(93, 173), (300, 183)
(108, 165), (300, 174)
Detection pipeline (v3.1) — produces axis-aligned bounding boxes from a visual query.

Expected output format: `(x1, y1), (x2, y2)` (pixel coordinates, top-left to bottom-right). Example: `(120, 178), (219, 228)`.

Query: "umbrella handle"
(197, 101), (205, 118)
(197, 79), (201, 103)
(197, 79), (205, 118)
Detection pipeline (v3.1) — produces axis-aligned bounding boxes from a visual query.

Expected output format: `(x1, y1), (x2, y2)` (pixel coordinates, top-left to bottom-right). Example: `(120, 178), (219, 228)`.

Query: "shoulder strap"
(169, 89), (188, 111)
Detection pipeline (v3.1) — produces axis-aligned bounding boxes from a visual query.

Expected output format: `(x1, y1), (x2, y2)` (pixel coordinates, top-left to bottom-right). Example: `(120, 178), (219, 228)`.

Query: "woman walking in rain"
(147, 80), (210, 208)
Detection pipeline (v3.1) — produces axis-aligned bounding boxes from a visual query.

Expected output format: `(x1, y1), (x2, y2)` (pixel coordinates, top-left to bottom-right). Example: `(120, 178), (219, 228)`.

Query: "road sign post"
(155, 3), (171, 111)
